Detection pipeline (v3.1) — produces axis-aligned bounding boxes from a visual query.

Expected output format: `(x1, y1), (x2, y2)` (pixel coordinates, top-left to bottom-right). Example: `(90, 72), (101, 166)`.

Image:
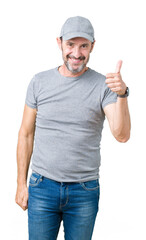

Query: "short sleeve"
(25, 75), (37, 109)
(101, 80), (117, 109)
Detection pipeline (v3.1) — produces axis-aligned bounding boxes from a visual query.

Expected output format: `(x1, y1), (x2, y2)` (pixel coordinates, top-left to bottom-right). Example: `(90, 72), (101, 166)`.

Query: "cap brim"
(61, 32), (94, 42)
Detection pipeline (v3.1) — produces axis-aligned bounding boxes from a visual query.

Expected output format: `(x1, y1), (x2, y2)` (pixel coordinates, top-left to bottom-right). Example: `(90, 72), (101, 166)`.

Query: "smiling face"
(57, 37), (95, 76)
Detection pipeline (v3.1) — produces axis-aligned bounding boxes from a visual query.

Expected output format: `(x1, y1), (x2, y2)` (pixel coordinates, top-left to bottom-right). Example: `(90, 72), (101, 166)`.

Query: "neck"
(58, 64), (88, 77)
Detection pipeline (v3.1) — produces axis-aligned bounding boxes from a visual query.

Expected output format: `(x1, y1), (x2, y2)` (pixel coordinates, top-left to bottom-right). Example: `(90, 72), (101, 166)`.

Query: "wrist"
(17, 179), (27, 186)
(117, 87), (129, 98)
(117, 87), (127, 95)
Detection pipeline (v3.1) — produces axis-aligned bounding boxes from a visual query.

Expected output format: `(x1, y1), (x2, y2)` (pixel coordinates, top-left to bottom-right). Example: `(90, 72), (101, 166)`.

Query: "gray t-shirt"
(25, 66), (117, 182)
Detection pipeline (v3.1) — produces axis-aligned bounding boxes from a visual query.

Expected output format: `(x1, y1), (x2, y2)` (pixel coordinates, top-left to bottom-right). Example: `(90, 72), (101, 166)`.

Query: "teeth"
(70, 58), (81, 62)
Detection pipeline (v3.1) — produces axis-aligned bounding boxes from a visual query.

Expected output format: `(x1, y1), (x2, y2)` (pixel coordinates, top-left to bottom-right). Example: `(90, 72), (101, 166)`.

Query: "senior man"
(15, 16), (131, 240)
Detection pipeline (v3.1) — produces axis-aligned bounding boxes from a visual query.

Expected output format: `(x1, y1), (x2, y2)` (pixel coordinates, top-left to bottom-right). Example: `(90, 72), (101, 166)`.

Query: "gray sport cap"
(60, 16), (95, 43)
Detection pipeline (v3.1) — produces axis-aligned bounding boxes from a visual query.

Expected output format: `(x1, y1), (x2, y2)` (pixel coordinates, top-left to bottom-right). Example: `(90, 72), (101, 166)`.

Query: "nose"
(72, 46), (82, 59)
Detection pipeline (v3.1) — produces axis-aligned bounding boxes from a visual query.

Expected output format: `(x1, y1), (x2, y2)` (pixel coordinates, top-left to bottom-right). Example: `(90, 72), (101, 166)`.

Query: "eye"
(82, 44), (88, 48)
(67, 42), (74, 47)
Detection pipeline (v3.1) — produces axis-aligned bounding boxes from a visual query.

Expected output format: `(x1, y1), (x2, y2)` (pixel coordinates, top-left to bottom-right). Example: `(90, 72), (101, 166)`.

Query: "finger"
(22, 197), (28, 207)
(115, 60), (123, 73)
(105, 77), (119, 83)
(106, 73), (119, 78)
(107, 82), (121, 88)
(21, 205), (28, 211)
(22, 201), (28, 210)
(111, 87), (121, 92)
(22, 201), (27, 207)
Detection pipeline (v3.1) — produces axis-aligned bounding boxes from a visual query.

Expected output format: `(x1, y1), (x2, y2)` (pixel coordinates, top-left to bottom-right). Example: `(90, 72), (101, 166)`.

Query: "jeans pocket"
(79, 179), (99, 191)
(29, 172), (43, 187)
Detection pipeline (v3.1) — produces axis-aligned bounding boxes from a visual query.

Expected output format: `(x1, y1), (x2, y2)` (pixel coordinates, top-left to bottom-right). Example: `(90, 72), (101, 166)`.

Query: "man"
(15, 16), (131, 240)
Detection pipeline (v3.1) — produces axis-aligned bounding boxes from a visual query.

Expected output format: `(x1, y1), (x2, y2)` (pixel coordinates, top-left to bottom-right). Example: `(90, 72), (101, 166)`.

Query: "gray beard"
(65, 61), (86, 74)
(62, 51), (90, 74)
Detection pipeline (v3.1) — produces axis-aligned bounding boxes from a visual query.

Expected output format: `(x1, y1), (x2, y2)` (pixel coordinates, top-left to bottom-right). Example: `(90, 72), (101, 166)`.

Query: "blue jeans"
(28, 172), (100, 240)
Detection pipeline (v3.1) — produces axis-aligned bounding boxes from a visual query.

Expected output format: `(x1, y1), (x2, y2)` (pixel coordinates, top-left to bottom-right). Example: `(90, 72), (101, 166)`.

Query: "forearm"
(113, 97), (131, 142)
(16, 131), (34, 185)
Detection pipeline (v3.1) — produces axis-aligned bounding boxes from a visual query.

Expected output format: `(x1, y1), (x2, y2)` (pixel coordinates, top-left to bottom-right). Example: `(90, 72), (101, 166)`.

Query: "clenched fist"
(105, 60), (127, 96)
(15, 184), (28, 211)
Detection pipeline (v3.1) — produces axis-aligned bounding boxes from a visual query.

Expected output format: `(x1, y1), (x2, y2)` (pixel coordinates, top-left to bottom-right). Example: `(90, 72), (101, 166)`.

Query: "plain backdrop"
(0, 0), (146, 239)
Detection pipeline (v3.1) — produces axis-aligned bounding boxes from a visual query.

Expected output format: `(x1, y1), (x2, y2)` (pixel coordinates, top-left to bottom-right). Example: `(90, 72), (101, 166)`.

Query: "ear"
(90, 40), (96, 53)
(56, 37), (62, 50)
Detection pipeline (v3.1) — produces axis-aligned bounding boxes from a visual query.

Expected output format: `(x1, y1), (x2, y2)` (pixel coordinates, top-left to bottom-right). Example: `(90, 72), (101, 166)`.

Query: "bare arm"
(104, 98), (131, 142)
(104, 60), (131, 142)
(15, 104), (37, 210)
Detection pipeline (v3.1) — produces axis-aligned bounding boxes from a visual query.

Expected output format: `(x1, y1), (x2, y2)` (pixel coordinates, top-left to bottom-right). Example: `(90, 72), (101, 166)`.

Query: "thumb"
(115, 60), (123, 73)
(22, 197), (28, 207)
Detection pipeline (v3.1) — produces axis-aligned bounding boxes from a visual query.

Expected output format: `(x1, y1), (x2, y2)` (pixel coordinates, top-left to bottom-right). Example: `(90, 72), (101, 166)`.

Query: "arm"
(15, 104), (37, 210)
(104, 97), (131, 142)
(104, 60), (131, 142)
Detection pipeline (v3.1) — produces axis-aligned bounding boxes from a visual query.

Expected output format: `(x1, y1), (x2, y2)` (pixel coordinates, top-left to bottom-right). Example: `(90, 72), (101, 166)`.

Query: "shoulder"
(89, 68), (106, 85)
(34, 67), (56, 82)
(88, 68), (108, 91)
(29, 68), (56, 95)
(31, 67), (57, 90)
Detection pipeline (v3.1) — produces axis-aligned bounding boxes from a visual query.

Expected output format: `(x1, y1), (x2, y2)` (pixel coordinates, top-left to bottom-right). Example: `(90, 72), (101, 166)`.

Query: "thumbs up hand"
(105, 60), (127, 95)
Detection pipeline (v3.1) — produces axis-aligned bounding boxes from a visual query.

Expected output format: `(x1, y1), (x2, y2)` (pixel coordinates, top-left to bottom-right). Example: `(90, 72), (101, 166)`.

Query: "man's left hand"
(105, 60), (127, 95)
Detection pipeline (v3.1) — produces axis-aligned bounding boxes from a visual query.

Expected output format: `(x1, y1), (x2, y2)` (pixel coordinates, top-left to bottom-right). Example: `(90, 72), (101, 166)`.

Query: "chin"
(66, 62), (86, 74)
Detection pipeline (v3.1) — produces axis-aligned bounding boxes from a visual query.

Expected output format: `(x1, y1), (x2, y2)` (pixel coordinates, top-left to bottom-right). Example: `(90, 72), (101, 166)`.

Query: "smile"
(69, 57), (83, 64)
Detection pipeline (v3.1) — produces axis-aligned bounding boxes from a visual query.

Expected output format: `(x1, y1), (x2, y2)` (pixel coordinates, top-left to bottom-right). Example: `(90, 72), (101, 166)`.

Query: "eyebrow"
(66, 41), (90, 46)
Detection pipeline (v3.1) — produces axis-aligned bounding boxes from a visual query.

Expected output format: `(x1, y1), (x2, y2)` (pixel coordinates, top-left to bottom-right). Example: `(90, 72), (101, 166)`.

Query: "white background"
(1, 0), (146, 239)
